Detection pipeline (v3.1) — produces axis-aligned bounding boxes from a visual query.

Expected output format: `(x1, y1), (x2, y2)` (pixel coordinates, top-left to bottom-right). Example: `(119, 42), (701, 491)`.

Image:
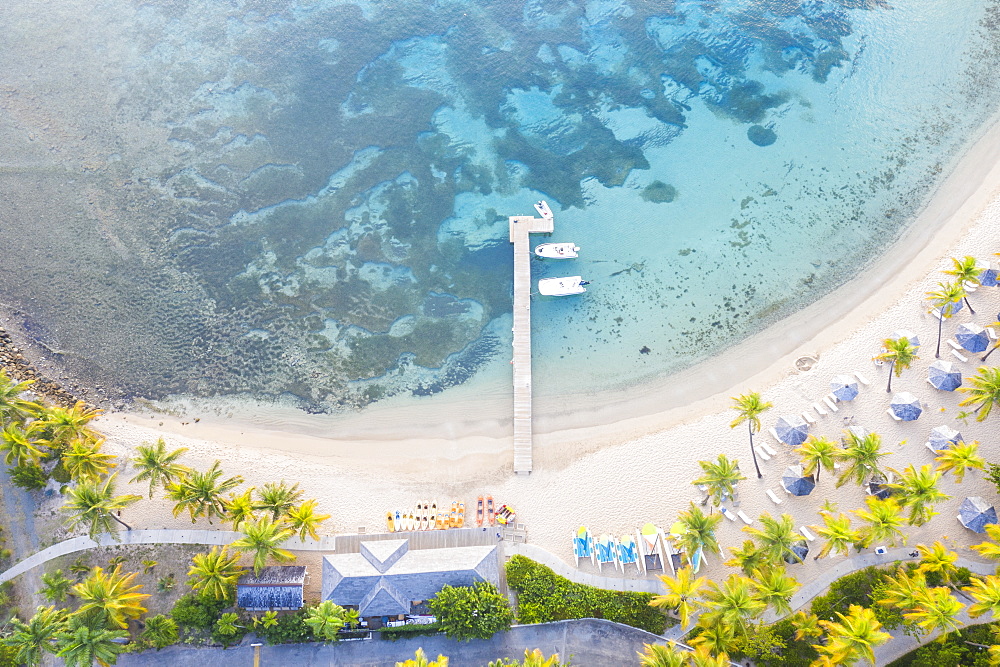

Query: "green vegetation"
(430, 582), (514, 641)
(506, 555), (669, 634)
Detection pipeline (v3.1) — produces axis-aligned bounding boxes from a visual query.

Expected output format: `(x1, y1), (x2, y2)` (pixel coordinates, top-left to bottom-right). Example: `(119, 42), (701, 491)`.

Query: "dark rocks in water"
(639, 346), (651, 354)
(748, 125), (777, 147)
(641, 181), (677, 203)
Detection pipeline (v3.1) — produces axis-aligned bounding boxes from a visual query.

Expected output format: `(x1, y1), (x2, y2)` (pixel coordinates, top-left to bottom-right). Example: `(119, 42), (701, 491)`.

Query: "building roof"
(237, 566), (307, 587)
(322, 539), (499, 617)
(236, 585), (304, 611)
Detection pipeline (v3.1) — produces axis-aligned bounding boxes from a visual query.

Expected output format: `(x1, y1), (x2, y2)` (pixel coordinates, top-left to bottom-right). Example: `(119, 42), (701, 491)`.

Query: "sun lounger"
(761, 442), (778, 457)
(813, 402), (828, 416)
(800, 526), (817, 542)
(594, 535), (619, 572)
(930, 308), (944, 321)
(803, 411), (816, 424)
(721, 507), (738, 521)
(886, 408), (901, 421)
(925, 441), (940, 454)
(988, 327), (997, 340)
(768, 427), (781, 443)
(824, 395), (839, 412)
(766, 489), (783, 505)
(855, 372), (871, 386)
(573, 527), (594, 567)
(737, 510), (753, 525)
(755, 445), (771, 461)
(948, 339), (963, 351)
(964, 280), (978, 292)
(951, 349), (969, 363)
(617, 535), (640, 573)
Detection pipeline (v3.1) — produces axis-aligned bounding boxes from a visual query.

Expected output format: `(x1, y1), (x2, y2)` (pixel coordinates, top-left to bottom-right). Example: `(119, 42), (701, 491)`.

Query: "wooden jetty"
(509, 212), (554, 474)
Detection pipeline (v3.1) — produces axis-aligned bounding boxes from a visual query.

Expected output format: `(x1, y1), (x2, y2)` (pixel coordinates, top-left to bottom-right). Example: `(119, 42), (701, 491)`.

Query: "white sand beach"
(89, 112), (1000, 588)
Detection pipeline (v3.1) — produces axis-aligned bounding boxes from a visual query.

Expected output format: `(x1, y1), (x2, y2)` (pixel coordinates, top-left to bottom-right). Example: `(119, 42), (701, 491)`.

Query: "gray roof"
(237, 585), (303, 611)
(237, 566), (306, 587)
(322, 539), (499, 617)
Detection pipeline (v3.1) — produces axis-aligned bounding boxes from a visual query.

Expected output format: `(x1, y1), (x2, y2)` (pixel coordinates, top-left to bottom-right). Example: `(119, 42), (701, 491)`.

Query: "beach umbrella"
(980, 268), (999, 287)
(928, 359), (962, 391)
(890, 392), (922, 421)
(830, 374), (859, 402)
(956, 323), (990, 353)
(781, 465), (816, 496)
(959, 497), (998, 533)
(927, 425), (962, 451)
(774, 415), (810, 446)
(891, 329), (920, 347)
(867, 474), (893, 500)
(785, 540), (809, 564)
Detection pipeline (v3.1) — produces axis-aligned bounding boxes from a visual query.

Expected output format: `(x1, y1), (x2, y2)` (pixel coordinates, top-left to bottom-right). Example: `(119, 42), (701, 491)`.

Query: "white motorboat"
(538, 276), (588, 296)
(534, 200), (554, 219)
(534, 242), (580, 259)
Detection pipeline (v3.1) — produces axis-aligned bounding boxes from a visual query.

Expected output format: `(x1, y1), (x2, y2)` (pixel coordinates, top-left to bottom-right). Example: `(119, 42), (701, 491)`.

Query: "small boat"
(476, 496), (485, 527)
(486, 496), (495, 526)
(534, 200), (554, 219)
(386, 512), (395, 533)
(595, 534), (619, 572)
(538, 276), (589, 296)
(496, 504), (515, 526)
(394, 510), (402, 531)
(573, 526), (594, 566)
(618, 534), (640, 572)
(637, 523), (665, 572)
(534, 242), (580, 259)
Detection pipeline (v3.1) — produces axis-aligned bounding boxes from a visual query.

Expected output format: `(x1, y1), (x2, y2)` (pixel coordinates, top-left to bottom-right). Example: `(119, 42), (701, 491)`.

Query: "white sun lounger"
(721, 507), (738, 521)
(803, 411), (816, 424)
(855, 372), (871, 386)
(948, 340), (963, 351)
(768, 427), (781, 443)
(930, 308), (944, 321)
(737, 510), (753, 525)
(988, 327), (997, 340)
(951, 349), (969, 363)
(824, 395), (839, 412)
(761, 442), (778, 457)
(755, 445), (771, 461)
(766, 489), (783, 505)
(886, 408), (901, 421)
(813, 402), (828, 416)
(800, 526), (816, 542)
(925, 441), (941, 454)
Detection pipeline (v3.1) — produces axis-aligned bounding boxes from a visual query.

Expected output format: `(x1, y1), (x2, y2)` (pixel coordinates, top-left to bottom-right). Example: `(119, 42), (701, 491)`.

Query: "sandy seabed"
(93, 113), (1000, 588)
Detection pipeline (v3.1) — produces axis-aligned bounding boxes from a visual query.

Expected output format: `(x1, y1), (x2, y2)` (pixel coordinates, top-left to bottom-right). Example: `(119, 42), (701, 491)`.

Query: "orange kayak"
(487, 495), (495, 526)
(476, 496), (485, 527)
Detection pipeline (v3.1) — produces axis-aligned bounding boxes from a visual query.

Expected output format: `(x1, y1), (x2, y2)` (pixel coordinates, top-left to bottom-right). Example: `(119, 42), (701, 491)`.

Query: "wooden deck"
(509, 213), (554, 474)
(334, 527), (500, 553)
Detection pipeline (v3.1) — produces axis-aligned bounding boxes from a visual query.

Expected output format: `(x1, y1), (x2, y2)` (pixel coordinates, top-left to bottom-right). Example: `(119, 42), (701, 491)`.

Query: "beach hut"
(890, 393), (922, 421)
(956, 323), (990, 353)
(830, 375), (859, 402)
(926, 425), (962, 452)
(774, 415), (809, 446)
(892, 329), (920, 347)
(959, 497), (999, 533)
(781, 465), (816, 497)
(928, 359), (962, 391)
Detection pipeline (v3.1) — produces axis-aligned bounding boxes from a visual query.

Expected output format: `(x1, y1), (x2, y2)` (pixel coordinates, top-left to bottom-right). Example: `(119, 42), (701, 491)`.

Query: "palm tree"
(55, 614), (127, 667)
(725, 540), (767, 577)
(878, 568), (927, 611)
(852, 496), (907, 548)
(812, 512), (862, 560)
(730, 392), (772, 479)
(836, 430), (888, 488)
(62, 473), (141, 539)
(690, 620), (736, 658)
(229, 515), (295, 575)
(790, 610), (823, 641)
(688, 645), (731, 667)
(0, 422), (44, 467)
(637, 643), (688, 667)
(286, 499), (331, 541)
(753, 566), (799, 616)
(396, 648), (450, 667)
(40, 569), (73, 603)
(815, 604), (891, 665)
(981, 318), (1000, 362)
(958, 366), (1000, 421)
(926, 281), (966, 358)
(35, 401), (102, 450)
(692, 454), (745, 508)
(889, 464), (950, 526)
(675, 504), (723, 558)
(944, 255), (982, 314)
(743, 512), (802, 565)
(305, 600), (347, 641)
(187, 547), (245, 600)
(964, 575), (1000, 618)
(916, 541), (962, 590)
(793, 436), (839, 483)
(699, 574), (765, 636)
(166, 460), (244, 524)
(0, 371), (41, 425)
(129, 438), (189, 499)
(651, 567), (706, 629)
(61, 439), (116, 483)
(140, 615), (179, 650)
(972, 524), (1000, 562)
(875, 337), (919, 392)
(72, 564), (150, 629)
(255, 481), (304, 521)
(223, 487), (257, 529)
(934, 439), (985, 483)
(904, 586), (964, 637)
(2, 605), (67, 666)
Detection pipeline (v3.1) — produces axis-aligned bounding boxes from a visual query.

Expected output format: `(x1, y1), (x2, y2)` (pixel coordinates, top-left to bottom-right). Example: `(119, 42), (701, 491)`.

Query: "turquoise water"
(3, 0), (1000, 413)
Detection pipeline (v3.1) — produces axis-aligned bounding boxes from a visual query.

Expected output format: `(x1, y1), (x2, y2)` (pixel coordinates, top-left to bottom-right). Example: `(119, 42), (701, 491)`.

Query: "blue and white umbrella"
(927, 425), (962, 451)
(867, 474), (894, 500)
(781, 464), (816, 497)
(928, 359), (962, 391)
(830, 375), (859, 402)
(936, 299), (963, 318)
(774, 415), (810, 446)
(956, 322), (990, 353)
(891, 329), (920, 347)
(959, 497), (998, 534)
(785, 540), (809, 564)
(890, 392), (922, 421)
(981, 268), (999, 287)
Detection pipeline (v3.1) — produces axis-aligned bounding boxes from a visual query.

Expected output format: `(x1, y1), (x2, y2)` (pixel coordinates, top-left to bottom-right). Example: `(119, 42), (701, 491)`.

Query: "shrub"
(8, 464), (47, 491)
(887, 620), (998, 667)
(170, 593), (227, 630)
(810, 565), (884, 621)
(379, 622), (442, 641)
(430, 582), (514, 641)
(752, 619), (818, 667)
(140, 615), (179, 650)
(504, 555), (668, 634)
(256, 609), (314, 645)
(50, 461), (72, 484)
